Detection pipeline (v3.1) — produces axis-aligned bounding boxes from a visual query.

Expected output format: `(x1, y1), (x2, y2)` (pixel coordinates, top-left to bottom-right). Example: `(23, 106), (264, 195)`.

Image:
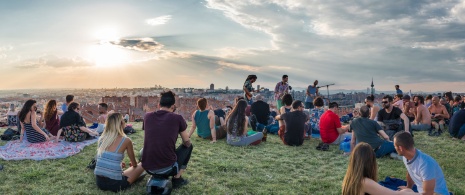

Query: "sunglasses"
(381, 101), (389, 104)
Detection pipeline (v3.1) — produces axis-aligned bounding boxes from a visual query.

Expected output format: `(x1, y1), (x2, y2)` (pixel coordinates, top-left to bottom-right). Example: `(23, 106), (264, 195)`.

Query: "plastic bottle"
(340, 137), (351, 153)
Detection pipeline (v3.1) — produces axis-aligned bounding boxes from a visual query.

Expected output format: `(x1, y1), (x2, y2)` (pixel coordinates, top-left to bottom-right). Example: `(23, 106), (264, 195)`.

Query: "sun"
(87, 27), (129, 67)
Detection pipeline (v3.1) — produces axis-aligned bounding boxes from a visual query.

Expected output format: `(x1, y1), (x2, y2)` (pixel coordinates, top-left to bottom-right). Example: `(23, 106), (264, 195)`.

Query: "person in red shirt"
(319, 102), (350, 147)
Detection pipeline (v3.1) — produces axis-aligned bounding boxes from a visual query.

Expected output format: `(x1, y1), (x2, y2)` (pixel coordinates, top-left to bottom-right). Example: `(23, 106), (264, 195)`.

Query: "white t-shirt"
(403, 149), (449, 195)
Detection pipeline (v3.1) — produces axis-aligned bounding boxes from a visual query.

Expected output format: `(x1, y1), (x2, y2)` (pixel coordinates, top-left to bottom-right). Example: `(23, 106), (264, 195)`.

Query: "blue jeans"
(374, 141), (396, 158)
(305, 102), (314, 109)
(411, 123), (430, 131)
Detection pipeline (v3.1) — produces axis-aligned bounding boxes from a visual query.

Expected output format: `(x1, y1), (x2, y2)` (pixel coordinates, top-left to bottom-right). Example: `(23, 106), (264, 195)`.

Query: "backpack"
(1, 128), (19, 141)
(123, 125), (136, 135)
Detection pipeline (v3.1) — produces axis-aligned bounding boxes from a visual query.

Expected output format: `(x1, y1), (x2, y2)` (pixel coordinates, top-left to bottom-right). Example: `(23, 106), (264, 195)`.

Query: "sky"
(1, 0), (465, 92)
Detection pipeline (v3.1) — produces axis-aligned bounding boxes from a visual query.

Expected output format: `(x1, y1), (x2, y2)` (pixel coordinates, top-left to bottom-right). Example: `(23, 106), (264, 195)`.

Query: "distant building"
(210, 83), (214, 90)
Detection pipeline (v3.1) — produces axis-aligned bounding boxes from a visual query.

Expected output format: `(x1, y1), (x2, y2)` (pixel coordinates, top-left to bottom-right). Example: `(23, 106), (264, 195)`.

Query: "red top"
(319, 110), (342, 143)
(45, 110), (61, 136)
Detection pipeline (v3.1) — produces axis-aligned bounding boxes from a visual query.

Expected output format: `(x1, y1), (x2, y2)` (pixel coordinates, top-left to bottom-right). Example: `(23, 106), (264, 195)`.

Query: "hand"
(121, 162), (126, 168)
(44, 135), (50, 141)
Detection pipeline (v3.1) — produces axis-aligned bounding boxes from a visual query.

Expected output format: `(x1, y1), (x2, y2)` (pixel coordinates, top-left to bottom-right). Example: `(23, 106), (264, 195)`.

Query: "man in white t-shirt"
(394, 132), (449, 195)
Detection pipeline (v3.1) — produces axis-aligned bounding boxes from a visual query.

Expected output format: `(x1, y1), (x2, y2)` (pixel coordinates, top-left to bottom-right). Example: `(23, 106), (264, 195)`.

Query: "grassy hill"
(0, 123), (463, 194)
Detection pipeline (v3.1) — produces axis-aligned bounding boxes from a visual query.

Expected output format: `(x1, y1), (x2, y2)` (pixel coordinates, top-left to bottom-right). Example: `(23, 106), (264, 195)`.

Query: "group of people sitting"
(14, 95), (100, 143)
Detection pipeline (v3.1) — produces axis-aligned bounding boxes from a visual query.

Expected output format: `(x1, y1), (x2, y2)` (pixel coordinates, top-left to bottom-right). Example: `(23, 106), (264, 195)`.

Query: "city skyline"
(1, 1), (465, 92)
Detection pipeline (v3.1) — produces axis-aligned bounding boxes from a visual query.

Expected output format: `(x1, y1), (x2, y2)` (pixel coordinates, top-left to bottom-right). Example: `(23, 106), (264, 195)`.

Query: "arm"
(31, 112), (50, 140)
(57, 110), (64, 115)
(400, 113), (410, 133)
(406, 172), (414, 189)
(55, 129), (62, 142)
(243, 116), (249, 136)
(378, 130), (390, 140)
(414, 107), (421, 124)
(350, 130), (356, 152)
(19, 122), (25, 142)
(306, 86), (310, 96)
(421, 179), (436, 195)
(179, 129), (192, 148)
(208, 110), (217, 142)
(125, 138), (138, 168)
(188, 111), (197, 138)
(441, 106), (450, 119)
(79, 126), (99, 136)
(243, 85), (251, 97)
(336, 126), (348, 134)
(369, 107), (377, 120)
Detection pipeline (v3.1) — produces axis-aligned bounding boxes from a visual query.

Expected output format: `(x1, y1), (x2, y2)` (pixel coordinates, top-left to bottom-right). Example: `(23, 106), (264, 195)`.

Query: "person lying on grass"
(342, 142), (418, 195)
(226, 100), (263, 146)
(94, 113), (145, 193)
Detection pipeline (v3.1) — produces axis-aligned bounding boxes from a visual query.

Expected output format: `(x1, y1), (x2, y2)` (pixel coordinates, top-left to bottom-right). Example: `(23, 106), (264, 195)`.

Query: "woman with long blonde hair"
(43, 100), (63, 136)
(94, 113), (145, 192)
(342, 143), (418, 195)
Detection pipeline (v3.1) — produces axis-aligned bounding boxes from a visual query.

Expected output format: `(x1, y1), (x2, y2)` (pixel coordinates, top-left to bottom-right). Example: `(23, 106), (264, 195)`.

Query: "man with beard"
(377, 95), (410, 140)
(410, 96), (431, 132)
(365, 95), (380, 120)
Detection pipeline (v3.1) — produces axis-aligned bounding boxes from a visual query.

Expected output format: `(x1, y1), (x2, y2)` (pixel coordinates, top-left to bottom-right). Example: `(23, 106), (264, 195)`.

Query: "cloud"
(110, 38), (192, 59)
(217, 60), (260, 72)
(15, 55), (92, 69)
(146, 15), (172, 26)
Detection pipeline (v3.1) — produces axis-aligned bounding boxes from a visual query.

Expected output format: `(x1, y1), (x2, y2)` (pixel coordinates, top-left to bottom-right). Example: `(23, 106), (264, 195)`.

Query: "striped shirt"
(24, 115), (46, 143)
(94, 137), (126, 180)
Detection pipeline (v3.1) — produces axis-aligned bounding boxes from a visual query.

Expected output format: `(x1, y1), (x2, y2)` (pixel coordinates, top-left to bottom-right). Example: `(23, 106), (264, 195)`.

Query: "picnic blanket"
(0, 137), (98, 161)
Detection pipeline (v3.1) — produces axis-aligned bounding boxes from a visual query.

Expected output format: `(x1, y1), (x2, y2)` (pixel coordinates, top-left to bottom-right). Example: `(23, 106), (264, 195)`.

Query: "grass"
(0, 123), (464, 195)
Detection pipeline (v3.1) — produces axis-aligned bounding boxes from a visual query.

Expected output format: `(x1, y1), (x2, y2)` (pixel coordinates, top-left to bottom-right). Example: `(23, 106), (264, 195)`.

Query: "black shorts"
(96, 175), (130, 192)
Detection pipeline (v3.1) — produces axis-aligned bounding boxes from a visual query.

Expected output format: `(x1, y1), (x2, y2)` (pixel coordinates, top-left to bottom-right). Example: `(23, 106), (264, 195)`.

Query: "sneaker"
(390, 153), (403, 160)
(172, 177), (189, 189)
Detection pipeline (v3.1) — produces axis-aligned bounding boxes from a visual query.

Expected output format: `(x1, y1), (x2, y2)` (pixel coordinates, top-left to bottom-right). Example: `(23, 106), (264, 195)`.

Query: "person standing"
(395, 85), (403, 95)
(62, 95), (74, 114)
(243, 75), (258, 105)
(305, 80), (319, 109)
(274, 75), (289, 114)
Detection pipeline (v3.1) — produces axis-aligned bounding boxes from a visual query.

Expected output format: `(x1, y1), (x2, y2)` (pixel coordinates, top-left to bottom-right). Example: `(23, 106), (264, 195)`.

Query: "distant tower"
(370, 78), (375, 96)
(225, 86), (229, 92)
(257, 85), (260, 90)
(210, 83), (214, 90)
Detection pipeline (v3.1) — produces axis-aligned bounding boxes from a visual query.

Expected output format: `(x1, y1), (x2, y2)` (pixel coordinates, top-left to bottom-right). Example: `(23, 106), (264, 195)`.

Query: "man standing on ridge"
(305, 80), (319, 109)
(274, 75), (290, 114)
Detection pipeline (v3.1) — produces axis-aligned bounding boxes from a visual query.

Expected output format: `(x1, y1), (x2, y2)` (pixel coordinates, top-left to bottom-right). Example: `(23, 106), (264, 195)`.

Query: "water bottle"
(340, 137), (351, 154)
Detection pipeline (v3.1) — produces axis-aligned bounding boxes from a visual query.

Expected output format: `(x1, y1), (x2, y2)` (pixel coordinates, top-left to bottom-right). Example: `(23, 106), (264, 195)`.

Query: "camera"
(288, 86), (292, 90)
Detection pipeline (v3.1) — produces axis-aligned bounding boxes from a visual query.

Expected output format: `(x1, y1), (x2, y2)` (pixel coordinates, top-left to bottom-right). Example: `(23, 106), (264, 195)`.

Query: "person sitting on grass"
(279, 94), (293, 115)
(318, 102), (350, 150)
(342, 143), (418, 195)
(377, 95), (411, 140)
(448, 102), (465, 140)
(43, 100), (64, 136)
(19, 99), (54, 143)
(410, 96), (431, 132)
(142, 91), (193, 189)
(350, 106), (394, 158)
(365, 95), (380, 120)
(394, 132), (450, 195)
(276, 100), (309, 146)
(250, 95), (271, 132)
(428, 96), (449, 135)
(226, 100), (263, 146)
(94, 113), (145, 193)
(308, 97), (326, 135)
(189, 98), (226, 143)
(58, 102), (99, 142)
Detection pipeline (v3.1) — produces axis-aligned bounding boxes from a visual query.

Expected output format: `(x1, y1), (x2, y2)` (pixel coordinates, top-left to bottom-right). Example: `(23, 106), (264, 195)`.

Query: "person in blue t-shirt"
(395, 85), (403, 95)
(394, 132), (450, 195)
(61, 95), (74, 114)
(305, 80), (319, 109)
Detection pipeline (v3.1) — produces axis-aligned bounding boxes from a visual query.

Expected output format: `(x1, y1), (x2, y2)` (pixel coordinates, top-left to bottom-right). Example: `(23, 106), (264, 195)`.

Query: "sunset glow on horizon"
(1, 0), (465, 92)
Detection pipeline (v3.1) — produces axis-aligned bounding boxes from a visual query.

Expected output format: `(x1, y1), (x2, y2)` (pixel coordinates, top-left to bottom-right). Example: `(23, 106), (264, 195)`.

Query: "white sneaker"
(390, 153), (403, 160)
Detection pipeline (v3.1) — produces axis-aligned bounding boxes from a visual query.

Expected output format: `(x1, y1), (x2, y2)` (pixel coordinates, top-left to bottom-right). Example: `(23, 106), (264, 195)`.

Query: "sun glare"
(88, 27), (129, 67)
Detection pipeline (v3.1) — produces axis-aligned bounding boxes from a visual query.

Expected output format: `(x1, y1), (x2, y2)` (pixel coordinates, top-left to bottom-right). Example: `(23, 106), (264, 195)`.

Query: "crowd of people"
(2, 76), (464, 194)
